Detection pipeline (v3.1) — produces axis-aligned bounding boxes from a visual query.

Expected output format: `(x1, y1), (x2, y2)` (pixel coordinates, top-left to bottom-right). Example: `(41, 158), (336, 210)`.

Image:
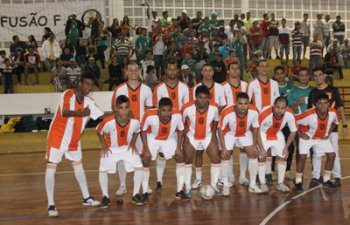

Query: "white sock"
(239, 152), (248, 179)
(277, 161), (287, 184)
(323, 170), (331, 182)
(45, 163), (56, 206)
(195, 167), (202, 181)
(142, 168), (150, 194)
(312, 155), (322, 179)
(184, 164), (192, 193)
(133, 168), (143, 196)
(117, 161), (127, 187)
(99, 171), (109, 197)
(221, 160), (229, 187)
(73, 162), (90, 199)
(265, 157), (272, 174)
(228, 157), (234, 179)
(210, 163), (221, 189)
(156, 157), (166, 183)
(176, 163), (185, 192)
(295, 172), (303, 183)
(258, 162), (266, 184)
(249, 158), (258, 187)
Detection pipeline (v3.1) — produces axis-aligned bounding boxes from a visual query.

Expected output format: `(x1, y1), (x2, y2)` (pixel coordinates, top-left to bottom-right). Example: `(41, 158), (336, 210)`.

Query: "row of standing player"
(44, 60), (347, 217)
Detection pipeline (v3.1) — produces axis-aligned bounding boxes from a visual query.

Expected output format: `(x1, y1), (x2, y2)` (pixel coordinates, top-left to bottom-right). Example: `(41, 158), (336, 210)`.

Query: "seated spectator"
(0, 50), (6, 85)
(340, 39), (350, 68)
(9, 35), (27, 58)
(106, 55), (124, 91)
(27, 35), (38, 53)
(224, 50), (239, 66)
(51, 59), (67, 92)
(324, 46), (344, 80)
(290, 59), (302, 81)
(24, 46), (40, 85)
(75, 39), (87, 67)
(164, 41), (181, 66)
(60, 47), (74, 68)
(144, 65), (158, 90)
(180, 64), (195, 87)
(12, 49), (25, 85)
(140, 50), (155, 81)
(208, 43), (220, 63)
(211, 53), (226, 83)
(42, 33), (61, 71)
(219, 38), (234, 60)
(66, 58), (81, 89)
(0, 58), (14, 93)
(84, 57), (102, 90)
(181, 52), (196, 80)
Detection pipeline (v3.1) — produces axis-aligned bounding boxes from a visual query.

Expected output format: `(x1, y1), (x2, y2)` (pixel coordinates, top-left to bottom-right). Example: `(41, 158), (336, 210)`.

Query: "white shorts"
(299, 138), (335, 157)
(146, 136), (177, 160)
(188, 135), (212, 151)
(260, 132), (286, 158)
(224, 131), (253, 150)
(46, 147), (82, 164)
(99, 147), (143, 174)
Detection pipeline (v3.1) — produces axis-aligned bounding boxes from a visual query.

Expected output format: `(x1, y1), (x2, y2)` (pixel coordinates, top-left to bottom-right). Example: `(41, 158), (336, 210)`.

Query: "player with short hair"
(45, 72), (104, 217)
(141, 97), (185, 200)
(111, 61), (153, 196)
(97, 95), (144, 206)
(191, 64), (226, 189)
(152, 61), (189, 191)
(219, 92), (262, 195)
(182, 85), (221, 199)
(258, 96), (297, 193)
(294, 94), (338, 191)
(222, 62), (249, 186)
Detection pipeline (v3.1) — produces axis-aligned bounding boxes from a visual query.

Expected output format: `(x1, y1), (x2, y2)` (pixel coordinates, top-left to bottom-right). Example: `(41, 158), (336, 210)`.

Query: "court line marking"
(259, 175), (350, 225)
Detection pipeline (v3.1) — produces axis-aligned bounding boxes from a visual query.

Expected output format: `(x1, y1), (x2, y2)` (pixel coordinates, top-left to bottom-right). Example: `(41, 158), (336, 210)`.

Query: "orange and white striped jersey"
(181, 101), (219, 140)
(111, 82), (153, 121)
(219, 105), (260, 136)
(247, 78), (280, 112)
(96, 115), (140, 150)
(152, 81), (190, 110)
(191, 82), (226, 107)
(222, 80), (248, 106)
(141, 108), (184, 140)
(259, 107), (297, 140)
(47, 89), (104, 151)
(296, 107), (338, 139)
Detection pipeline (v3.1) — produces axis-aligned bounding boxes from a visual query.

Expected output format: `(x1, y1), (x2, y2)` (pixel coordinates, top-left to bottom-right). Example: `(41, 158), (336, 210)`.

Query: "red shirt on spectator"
(24, 52), (41, 66)
(250, 26), (262, 45)
(260, 19), (269, 37)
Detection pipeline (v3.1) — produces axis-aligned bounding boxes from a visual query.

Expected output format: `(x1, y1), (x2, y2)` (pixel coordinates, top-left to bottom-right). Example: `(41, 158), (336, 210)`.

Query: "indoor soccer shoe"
(48, 205), (59, 217)
(132, 194), (144, 206)
(260, 183), (269, 193)
(249, 185), (263, 194)
(239, 177), (250, 186)
(142, 193), (150, 204)
(100, 196), (110, 208)
(322, 180), (337, 190)
(277, 183), (290, 192)
(116, 186), (127, 196)
(83, 196), (100, 206)
(191, 179), (203, 189)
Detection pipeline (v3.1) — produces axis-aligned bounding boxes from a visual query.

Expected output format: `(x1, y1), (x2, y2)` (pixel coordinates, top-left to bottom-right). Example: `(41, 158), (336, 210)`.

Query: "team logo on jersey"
(161, 127), (168, 133)
(326, 92), (332, 101)
(132, 94), (137, 102)
(120, 131), (125, 137)
(171, 92), (176, 99)
(320, 124), (326, 130)
(239, 121), (245, 127)
(263, 88), (269, 94)
(198, 117), (204, 124)
(273, 123), (280, 128)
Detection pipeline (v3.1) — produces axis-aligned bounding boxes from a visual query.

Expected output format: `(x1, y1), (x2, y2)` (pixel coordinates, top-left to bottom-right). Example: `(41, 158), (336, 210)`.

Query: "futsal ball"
(200, 185), (215, 200)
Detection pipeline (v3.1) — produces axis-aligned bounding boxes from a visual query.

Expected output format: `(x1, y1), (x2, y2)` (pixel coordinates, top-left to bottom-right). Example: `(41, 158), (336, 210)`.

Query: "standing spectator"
(300, 13), (311, 59)
(340, 39), (350, 68)
(313, 14), (324, 42)
(244, 12), (253, 55)
(106, 56), (124, 91)
(146, 3), (158, 35)
(9, 35), (27, 58)
(333, 15), (345, 44)
(323, 14), (332, 53)
(42, 27), (53, 42)
(179, 10), (191, 31)
(42, 33), (61, 71)
(260, 13), (269, 58)
(107, 18), (122, 47)
(0, 59), (14, 93)
(278, 18), (291, 65)
(160, 11), (172, 29)
(113, 32), (133, 67)
(12, 49), (25, 85)
(152, 27), (166, 78)
(140, 50), (155, 81)
(121, 16), (135, 38)
(88, 12), (103, 43)
(209, 12), (220, 29)
(192, 11), (203, 32)
(66, 58), (81, 88)
(135, 27), (151, 64)
(323, 46), (344, 80)
(198, 17), (211, 35)
(75, 39), (87, 67)
(65, 13), (85, 49)
(51, 59), (67, 92)
(164, 41), (181, 66)
(268, 13), (280, 59)
(309, 34), (323, 74)
(24, 46), (40, 85)
(27, 35), (38, 53)
(96, 28), (109, 70)
(292, 22), (303, 64)
(211, 53), (226, 83)
(250, 20), (262, 53)
(84, 57), (102, 90)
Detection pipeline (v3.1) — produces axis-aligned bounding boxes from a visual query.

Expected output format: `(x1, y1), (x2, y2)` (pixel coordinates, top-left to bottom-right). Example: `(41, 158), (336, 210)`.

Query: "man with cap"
(209, 12), (219, 29)
(180, 10), (191, 30)
(146, 2), (158, 35)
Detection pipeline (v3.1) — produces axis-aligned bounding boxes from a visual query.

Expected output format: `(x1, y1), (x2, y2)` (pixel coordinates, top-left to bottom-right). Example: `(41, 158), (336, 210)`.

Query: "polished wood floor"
(0, 140), (350, 225)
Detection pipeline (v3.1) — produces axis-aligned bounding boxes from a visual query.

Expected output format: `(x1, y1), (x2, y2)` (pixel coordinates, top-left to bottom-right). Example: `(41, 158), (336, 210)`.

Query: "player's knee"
(46, 162), (57, 169)
(327, 152), (336, 160)
(299, 154), (307, 161)
(72, 160), (82, 166)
